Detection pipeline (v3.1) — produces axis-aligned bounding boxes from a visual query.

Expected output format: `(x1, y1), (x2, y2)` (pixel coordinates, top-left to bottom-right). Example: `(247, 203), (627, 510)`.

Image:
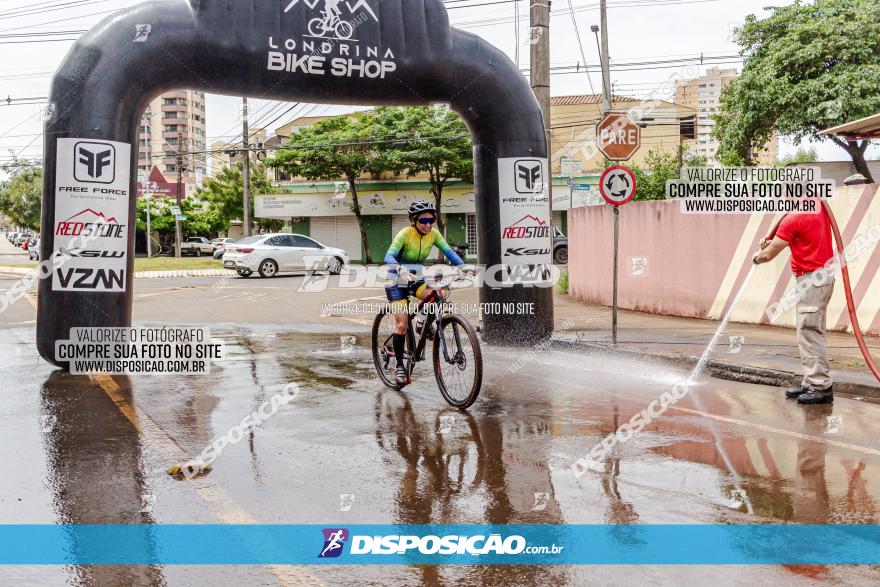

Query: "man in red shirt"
(754, 210), (835, 404)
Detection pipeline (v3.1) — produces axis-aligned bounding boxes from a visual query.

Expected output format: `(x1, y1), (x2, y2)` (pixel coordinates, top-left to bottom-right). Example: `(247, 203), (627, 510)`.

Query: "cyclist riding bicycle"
(385, 200), (467, 386)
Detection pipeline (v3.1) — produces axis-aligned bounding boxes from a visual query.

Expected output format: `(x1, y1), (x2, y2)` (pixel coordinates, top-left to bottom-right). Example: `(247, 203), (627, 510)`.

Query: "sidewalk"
(0, 266), (236, 279)
(553, 293), (880, 398)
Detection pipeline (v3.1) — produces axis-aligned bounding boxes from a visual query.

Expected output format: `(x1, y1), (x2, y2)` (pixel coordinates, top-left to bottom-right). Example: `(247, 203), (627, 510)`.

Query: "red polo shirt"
(775, 210), (834, 274)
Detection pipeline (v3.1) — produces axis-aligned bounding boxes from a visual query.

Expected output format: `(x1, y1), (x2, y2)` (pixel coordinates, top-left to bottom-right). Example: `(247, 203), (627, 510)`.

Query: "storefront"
(255, 177), (601, 263)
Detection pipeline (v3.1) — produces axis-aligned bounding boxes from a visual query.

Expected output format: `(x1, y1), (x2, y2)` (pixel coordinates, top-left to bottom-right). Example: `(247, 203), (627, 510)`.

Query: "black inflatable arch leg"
(37, 0), (554, 366)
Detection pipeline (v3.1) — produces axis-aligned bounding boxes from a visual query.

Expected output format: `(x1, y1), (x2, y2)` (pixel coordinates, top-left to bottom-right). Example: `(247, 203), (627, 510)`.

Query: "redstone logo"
(502, 215), (550, 239)
(55, 208), (125, 239)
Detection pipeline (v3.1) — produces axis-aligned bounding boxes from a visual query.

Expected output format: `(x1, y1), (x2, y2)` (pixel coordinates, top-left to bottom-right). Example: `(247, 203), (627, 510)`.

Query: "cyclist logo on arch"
(285, 0), (380, 41)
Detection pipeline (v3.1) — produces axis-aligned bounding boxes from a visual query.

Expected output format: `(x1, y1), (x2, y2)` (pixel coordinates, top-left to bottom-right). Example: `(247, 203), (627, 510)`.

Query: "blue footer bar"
(0, 525), (878, 565)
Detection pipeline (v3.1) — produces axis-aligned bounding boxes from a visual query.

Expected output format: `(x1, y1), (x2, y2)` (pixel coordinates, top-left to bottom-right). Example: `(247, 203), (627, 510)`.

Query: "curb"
(0, 267), (236, 279)
(551, 339), (880, 399)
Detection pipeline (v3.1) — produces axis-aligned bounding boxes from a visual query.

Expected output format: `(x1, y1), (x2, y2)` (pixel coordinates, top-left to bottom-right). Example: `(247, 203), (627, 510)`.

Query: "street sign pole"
(612, 206), (619, 345)
(599, 165), (637, 347)
(146, 194), (152, 258)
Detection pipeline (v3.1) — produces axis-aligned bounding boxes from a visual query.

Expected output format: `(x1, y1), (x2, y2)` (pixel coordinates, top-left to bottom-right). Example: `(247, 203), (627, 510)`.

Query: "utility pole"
(598, 0), (612, 113)
(175, 144), (184, 259)
(241, 96), (252, 237)
(145, 190), (152, 258)
(530, 0), (553, 215)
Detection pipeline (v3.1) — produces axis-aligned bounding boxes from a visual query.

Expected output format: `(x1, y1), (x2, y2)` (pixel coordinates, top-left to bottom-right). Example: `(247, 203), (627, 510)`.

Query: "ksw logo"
(503, 215), (550, 239)
(62, 249), (125, 259)
(74, 142), (115, 184)
(515, 159), (543, 194)
(505, 247), (550, 257)
(318, 528), (349, 558)
(55, 268), (125, 290)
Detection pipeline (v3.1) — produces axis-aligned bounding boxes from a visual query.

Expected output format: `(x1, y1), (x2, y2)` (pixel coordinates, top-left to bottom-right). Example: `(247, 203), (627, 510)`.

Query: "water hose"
(765, 203), (880, 383)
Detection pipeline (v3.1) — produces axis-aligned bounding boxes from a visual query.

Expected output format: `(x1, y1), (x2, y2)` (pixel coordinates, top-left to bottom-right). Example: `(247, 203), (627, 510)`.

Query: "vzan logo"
(74, 142), (115, 184)
(268, 0), (396, 79)
(515, 160), (543, 194)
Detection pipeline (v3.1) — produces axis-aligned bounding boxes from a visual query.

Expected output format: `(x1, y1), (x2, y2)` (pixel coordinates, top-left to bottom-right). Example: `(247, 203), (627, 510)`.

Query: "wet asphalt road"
(1, 319), (880, 586)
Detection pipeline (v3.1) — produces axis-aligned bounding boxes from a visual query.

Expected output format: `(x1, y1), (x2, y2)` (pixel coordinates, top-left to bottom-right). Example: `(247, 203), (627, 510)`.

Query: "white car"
(223, 233), (349, 278)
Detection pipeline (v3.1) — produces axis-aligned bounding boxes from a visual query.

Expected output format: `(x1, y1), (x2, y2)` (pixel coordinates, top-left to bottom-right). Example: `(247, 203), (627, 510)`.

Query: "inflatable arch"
(37, 0), (554, 366)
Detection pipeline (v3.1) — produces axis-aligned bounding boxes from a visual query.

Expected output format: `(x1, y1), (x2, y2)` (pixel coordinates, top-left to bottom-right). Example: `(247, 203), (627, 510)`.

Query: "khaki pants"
(795, 274), (834, 390)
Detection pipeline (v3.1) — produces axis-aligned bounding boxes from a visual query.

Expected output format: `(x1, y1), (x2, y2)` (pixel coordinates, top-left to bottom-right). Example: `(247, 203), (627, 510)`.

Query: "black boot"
(797, 386), (833, 404)
(785, 385), (808, 399)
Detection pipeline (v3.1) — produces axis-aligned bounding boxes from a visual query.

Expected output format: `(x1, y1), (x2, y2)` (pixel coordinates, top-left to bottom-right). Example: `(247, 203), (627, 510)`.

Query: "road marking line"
(91, 374), (141, 433)
(669, 405), (880, 457)
(87, 374), (322, 586)
(513, 371), (880, 457)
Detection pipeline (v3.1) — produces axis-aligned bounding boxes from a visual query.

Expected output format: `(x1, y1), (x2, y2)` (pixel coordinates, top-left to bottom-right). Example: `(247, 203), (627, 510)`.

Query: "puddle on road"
(1, 327), (879, 586)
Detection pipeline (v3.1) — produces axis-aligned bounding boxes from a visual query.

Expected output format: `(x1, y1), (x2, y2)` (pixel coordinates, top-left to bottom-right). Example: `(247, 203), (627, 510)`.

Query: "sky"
(0, 0), (877, 171)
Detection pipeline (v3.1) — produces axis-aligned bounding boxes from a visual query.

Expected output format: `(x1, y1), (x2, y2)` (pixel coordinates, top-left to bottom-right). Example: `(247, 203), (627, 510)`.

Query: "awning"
(818, 113), (880, 140)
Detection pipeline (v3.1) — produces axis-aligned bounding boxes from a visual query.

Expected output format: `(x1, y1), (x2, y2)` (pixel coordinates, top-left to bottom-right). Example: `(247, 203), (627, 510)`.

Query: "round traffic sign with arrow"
(599, 165), (637, 206)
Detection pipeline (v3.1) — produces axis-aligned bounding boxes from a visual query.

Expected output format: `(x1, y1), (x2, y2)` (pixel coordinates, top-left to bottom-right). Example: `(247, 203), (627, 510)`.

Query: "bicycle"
(307, 10), (354, 40)
(372, 270), (483, 409)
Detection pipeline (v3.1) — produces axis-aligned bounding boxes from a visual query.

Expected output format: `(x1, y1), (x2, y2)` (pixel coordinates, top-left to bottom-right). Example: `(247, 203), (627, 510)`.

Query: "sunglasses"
(417, 217), (436, 225)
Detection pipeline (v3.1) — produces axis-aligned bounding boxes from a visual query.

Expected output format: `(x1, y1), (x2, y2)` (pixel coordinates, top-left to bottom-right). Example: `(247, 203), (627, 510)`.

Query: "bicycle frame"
(403, 284), (459, 373)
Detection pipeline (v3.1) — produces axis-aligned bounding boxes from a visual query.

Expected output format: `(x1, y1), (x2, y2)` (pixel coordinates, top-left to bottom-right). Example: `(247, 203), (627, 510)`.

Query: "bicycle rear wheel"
(433, 314), (482, 409)
(372, 309), (407, 389)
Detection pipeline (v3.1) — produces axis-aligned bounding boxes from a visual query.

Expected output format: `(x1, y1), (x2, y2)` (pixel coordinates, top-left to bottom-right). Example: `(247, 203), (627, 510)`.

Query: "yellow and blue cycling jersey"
(384, 227), (464, 303)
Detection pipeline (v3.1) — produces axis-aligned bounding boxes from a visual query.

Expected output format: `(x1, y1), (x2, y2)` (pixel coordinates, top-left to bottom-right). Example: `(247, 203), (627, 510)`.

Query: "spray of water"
(688, 265), (756, 384)
(684, 265), (757, 514)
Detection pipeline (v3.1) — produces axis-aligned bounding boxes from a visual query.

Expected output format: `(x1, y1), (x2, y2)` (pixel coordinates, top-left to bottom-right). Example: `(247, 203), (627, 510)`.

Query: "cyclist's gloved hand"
(459, 264), (477, 277)
(397, 266), (415, 282)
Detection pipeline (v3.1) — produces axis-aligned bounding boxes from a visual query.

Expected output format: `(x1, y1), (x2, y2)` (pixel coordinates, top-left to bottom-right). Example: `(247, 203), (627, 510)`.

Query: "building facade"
(137, 90), (208, 197)
(674, 67), (778, 165)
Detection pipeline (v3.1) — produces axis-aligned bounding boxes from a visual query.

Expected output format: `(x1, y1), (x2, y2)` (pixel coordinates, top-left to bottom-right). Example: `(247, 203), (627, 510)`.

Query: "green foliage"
(0, 160), (42, 230)
(632, 149), (681, 201)
(779, 146), (819, 166)
(557, 269), (569, 294)
(136, 197), (226, 239)
(194, 163), (274, 230)
(713, 0), (880, 175)
(269, 112), (393, 262)
(269, 111), (389, 184)
(373, 106), (473, 233)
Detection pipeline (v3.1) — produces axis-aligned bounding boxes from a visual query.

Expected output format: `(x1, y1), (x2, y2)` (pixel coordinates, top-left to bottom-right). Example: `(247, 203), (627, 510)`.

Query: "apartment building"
(137, 90), (208, 197)
(674, 67), (778, 164)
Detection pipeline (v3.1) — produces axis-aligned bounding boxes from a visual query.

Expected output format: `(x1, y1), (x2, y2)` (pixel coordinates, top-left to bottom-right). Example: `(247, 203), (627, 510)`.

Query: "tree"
(270, 112), (390, 263)
(779, 146), (819, 166)
(374, 106), (473, 234)
(632, 149), (681, 201)
(0, 159), (42, 230)
(713, 0), (880, 180)
(135, 197), (225, 241)
(194, 163), (276, 231)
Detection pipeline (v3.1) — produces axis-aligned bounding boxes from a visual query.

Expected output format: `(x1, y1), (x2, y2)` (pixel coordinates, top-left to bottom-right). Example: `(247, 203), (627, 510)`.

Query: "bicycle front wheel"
(433, 314), (482, 409)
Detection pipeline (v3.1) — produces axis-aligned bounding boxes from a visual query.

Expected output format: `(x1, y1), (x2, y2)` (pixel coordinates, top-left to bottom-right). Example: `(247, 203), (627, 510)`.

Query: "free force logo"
(515, 159), (543, 194)
(318, 528), (349, 558)
(74, 142), (116, 184)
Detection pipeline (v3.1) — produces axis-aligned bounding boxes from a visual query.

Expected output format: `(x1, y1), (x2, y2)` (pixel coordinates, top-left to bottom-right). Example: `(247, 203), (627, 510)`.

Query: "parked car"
(553, 226), (568, 264)
(223, 233), (349, 279)
(180, 237), (215, 257)
(14, 233), (31, 247)
(211, 237), (235, 250)
(28, 237), (40, 261)
(7, 232), (18, 244)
